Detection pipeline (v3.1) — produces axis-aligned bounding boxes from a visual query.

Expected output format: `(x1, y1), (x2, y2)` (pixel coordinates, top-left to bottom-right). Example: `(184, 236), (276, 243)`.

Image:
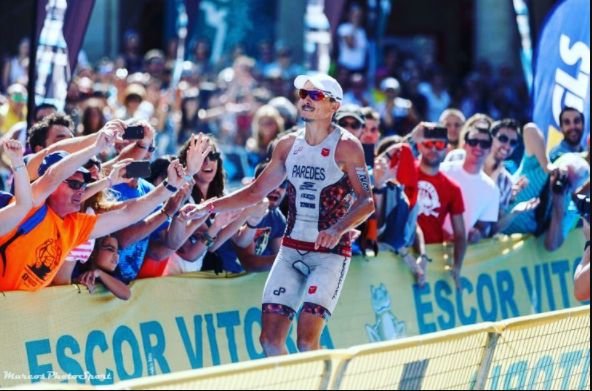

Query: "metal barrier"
(108, 306), (590, 390)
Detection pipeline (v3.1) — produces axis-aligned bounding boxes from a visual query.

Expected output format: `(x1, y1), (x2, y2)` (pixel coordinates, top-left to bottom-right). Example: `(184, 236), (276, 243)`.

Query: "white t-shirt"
(65, 207), (96, 263)
(164, 252), (205, 276)
(337, 23), (368, 70)
(440, 160), (499, 236)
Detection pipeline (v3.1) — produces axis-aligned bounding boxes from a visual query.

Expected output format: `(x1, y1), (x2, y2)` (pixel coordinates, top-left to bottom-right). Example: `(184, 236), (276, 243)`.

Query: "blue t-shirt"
(111, 179), (163, 283)
(253, 207), (287, 256)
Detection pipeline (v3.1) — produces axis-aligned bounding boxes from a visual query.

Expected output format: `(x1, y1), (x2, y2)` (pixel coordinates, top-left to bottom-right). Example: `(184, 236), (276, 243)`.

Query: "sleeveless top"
(282, 126), (355, 256)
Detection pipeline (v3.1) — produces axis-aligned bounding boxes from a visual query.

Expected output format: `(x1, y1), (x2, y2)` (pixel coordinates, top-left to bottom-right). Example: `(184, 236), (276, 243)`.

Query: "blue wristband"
(162, 180), (178, 193)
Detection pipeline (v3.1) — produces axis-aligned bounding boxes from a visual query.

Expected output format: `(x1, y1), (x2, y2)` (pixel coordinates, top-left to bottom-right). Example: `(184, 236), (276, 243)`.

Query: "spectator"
(27, 112), (75, 153)
(0, 139), (31, 236)
(343, 73), (372, 107)
(549, 107), (585, 162)
(0, 84), (27, 134)
(335, 104), (365, 140)
(412, 123), (466, 288)
(372, 137), (427, 284)
(336, 3), (368, 73)
(70, 235), (131, 300)
(0, 122), (186, 292)
(419, 71), (451, 122)
(441, 122), (499, 243)
(359, 107), (381, 150)
(502, 123), (590, 251)
(246, 105), (285, 166)
(2, 38), (29, 89)
(438, 108), (465, 152)
(178, 135), (246, 274)
(79, 102), (107, 136)
(377, 77), (418, 137)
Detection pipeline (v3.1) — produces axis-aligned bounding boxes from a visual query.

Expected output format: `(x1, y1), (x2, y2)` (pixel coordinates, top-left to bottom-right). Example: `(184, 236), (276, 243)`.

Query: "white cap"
(380, 77), (400, 91)
(294, 73), (343, 102)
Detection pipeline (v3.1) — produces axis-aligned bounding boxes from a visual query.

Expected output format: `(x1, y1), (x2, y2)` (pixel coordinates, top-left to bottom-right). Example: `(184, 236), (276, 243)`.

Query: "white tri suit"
(262, 126), (355, 321)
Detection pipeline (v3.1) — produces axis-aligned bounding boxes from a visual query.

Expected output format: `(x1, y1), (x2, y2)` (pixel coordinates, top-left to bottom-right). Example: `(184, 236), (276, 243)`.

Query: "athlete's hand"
(315, 227), (343, 250)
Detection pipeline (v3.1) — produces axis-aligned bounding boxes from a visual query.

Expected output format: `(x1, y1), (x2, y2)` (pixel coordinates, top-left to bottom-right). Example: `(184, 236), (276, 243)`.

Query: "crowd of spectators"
(0, 4), (589, 296)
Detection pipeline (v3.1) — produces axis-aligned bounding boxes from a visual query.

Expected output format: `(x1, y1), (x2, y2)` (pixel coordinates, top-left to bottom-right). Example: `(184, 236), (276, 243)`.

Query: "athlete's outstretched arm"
(315, 137), (375, 250)
(186, 135), (294, 220)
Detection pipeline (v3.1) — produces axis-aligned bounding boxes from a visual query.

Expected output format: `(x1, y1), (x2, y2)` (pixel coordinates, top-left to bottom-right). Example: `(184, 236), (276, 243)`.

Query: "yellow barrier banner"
(0, 230), (586, 386)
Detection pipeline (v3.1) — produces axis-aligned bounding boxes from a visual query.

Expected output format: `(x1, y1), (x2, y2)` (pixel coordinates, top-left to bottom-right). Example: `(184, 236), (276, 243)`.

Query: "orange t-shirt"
(0, 205), (97, 291)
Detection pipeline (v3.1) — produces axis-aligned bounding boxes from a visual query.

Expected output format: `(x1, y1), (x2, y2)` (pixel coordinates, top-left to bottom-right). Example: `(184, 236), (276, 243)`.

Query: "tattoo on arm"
(355, 167), (370, 193)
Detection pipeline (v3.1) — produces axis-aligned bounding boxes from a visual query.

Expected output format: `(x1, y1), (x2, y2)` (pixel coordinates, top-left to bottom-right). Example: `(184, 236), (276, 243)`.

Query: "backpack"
(0, 191), (48, 276)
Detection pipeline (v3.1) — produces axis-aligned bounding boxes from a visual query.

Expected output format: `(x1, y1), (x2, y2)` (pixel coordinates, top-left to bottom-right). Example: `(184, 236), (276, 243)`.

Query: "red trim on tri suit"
(282, 237), (352, 257)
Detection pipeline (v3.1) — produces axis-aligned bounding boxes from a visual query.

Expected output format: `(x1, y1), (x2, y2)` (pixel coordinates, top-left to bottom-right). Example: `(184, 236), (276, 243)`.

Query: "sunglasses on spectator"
(148, 144), (156, 153)
(465, 138), (492, 149)
(338, 119), (362, 130)
(64, 179), (87, 191)
(189, 235), (199, 245)
(421, 140), (447, 151)
(496, 134), (519, 147)
(207, 151), (221, 161)
(298, 89), (332, 102)
(365, 126), (379, 133)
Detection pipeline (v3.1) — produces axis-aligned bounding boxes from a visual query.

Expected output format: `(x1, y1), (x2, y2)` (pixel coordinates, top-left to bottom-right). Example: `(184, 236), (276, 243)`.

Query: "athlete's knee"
(259, 332), (283, 355)
(296, 336), (320, 352)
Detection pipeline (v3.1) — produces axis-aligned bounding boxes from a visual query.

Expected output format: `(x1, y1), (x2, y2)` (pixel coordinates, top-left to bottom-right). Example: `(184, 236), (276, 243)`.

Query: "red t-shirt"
(0, 205), (97, 291)
(416, 166), (465, 244)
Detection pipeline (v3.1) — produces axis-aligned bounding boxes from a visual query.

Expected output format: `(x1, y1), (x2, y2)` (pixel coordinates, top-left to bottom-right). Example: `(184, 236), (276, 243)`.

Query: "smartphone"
(424, 126), (448, 140)
(122, 125), (145, 140)
(124, 160), (151, 178)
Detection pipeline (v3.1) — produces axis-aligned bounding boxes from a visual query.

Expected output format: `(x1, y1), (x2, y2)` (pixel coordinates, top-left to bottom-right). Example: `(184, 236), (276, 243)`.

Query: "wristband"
(13, 164), (25, 172)
(161, 209), (172, 219)
(135, 142), (149, 150)
(246, 221), (259, 229)
(162, 179), (178, 193)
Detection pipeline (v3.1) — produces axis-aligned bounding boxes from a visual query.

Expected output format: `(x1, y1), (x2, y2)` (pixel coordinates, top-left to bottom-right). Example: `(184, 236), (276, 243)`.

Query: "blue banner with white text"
(532, 0), (590, 150)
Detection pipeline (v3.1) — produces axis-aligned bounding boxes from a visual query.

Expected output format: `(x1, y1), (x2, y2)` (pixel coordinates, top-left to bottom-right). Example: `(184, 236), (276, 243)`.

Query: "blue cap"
(38, 151), (92, 182)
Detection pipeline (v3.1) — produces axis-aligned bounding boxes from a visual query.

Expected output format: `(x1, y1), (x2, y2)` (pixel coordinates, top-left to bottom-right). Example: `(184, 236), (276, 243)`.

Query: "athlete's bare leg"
(296, 310), (326, 352)
(260, 312), (292, 356)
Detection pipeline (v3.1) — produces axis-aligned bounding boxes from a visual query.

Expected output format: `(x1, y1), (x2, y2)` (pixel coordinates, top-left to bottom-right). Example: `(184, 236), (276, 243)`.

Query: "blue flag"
(532, 0), (590, 150)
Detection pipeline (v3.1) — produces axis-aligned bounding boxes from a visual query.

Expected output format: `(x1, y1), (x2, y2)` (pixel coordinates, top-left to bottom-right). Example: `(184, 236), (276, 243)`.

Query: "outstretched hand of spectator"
(185, 133), (212, 176)
(95, 120), (125, 152)
(244, 198), (269, 226)
(1, 139), (25, 167)
(108, 158), (134, 186)
(510, 197), (540, 215)
(166, 159), (186, 189)
(212, 209), (242, 230)
(511, 176), (529, 201)
(373, 156), (396, 189)
(163, 183), (191, 217)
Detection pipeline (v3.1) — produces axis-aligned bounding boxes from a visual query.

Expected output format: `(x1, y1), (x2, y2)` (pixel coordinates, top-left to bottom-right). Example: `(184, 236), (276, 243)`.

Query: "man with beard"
(412, 123), (467, 289)
(185, 73), (374, 356)
(550, 107), (585, 162)
(234, 161), (287, 271)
